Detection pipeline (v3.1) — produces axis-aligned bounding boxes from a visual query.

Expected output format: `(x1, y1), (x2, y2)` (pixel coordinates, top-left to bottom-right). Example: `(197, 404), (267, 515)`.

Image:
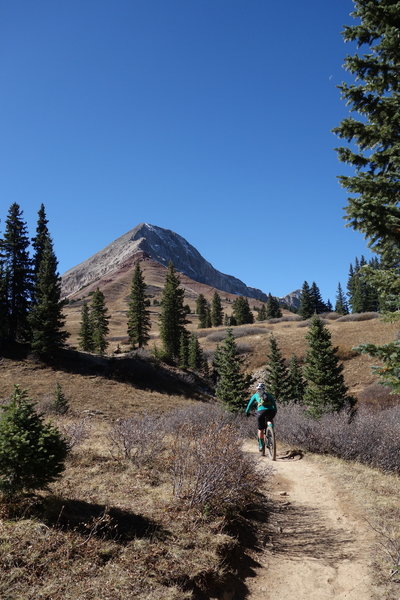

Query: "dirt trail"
(242, 441), (377, 600)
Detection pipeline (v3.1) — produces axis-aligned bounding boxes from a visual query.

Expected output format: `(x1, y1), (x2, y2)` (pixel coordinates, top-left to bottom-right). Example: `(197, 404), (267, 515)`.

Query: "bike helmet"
(256, 382), (265, 390)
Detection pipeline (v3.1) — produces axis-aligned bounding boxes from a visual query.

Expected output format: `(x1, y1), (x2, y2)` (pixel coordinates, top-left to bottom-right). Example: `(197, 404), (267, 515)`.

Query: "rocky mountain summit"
(61, 223), (300, 306)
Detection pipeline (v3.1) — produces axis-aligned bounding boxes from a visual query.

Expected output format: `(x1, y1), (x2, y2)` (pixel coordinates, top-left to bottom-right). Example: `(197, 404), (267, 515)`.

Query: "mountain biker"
(245, 382), (277, 452)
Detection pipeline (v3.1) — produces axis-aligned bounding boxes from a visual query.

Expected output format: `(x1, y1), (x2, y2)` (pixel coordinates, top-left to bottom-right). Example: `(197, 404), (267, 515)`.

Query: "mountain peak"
(61, 223), (299, 306)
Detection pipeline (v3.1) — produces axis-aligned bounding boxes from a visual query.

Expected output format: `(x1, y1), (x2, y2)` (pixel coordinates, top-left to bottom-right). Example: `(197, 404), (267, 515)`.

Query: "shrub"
(108, 414), (165, 465)
(276, 403), (400, 474)
(267, 316), (301, 324)
(59, 418), (91, 451)
(169, 417), (259, 516)
(0, 386), (69, 496)
(336, 312), (379, 322)
(318, 312), (341, 320)
(358, 382), (400, 407)
(236, 342), (252, 355)
(335, 346), (360, 361)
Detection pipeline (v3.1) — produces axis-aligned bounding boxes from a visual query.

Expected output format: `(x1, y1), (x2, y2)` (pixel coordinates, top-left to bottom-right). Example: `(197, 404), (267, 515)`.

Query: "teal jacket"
(246, 391), (276, 414)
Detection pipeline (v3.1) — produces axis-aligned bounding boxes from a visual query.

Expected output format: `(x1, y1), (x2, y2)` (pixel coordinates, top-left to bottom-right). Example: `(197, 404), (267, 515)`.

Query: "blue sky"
(1, 0), (371, 303)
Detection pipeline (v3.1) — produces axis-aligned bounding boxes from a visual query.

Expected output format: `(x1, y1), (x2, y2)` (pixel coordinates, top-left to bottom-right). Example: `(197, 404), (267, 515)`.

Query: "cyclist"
(245, 382), (277, 452)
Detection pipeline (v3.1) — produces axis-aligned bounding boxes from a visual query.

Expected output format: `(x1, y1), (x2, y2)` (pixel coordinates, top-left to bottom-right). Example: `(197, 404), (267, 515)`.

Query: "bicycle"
(249, 412), (276, 460)
(263, 420), (276, 461)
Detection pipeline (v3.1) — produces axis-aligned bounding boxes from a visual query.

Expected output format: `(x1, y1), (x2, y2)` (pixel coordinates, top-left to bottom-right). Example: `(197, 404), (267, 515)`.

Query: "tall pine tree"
(196, 293), (209, 328)
(298, 281), (314, 320)
(303, 316), (354, 418)
(335, 282), (349, 315)
(287, 354), (305, 404)
(211, 291), (223, 327)
(214, 329), (251, 412)
(29, 236), (69, 356)
(159, 262), (187, 360)
(333, 0), (400, 256)
(266, 293), (282, 319)
(31, 204), (49, 305)
(90, 289), (110, 355)
(127, 263), (151, 349)
(310, 282), (327, 314)
(264, 335), (290, 402)
(1, 204), (33, 342)
(78, 302), (94, 352)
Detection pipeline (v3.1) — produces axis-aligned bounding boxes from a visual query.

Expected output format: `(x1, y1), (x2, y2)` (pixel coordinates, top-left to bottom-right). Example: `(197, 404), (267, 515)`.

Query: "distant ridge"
(61, 223), (300, 306)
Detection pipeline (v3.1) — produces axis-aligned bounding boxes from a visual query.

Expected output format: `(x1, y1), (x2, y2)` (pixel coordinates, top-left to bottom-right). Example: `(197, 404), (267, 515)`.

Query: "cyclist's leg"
(257, 410), (268, 449)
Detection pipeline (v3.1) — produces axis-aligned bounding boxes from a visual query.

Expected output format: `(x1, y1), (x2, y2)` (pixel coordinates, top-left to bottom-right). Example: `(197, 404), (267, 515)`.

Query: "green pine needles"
(127, 263), (151, 349)
(264, 335), (290, 402)
(303, 317), (355, 418)
(159, 262), (187, 360)
(0, 385), (68, 496)
(334, 0), (400, 393)
(214, 328), (251, 412)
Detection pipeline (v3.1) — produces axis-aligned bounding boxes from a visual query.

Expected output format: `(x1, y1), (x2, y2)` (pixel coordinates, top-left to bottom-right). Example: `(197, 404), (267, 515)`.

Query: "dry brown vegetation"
(313, 454), (400, 595)
(1, 262), (399, 598)
(0, 384), (263, 600)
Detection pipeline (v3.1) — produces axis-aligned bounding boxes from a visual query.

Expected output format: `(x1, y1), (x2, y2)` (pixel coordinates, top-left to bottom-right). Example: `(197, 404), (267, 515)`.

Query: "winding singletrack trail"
(242, 441), (377, 600)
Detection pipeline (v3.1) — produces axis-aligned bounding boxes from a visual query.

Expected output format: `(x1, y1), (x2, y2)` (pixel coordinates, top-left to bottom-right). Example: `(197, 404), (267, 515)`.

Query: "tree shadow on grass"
(38, 496), (167, 543)
(191, 492), (270, 600)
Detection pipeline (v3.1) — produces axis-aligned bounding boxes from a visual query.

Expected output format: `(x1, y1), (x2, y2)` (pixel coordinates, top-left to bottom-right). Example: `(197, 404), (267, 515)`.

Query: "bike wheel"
(266, 424), (276, 461)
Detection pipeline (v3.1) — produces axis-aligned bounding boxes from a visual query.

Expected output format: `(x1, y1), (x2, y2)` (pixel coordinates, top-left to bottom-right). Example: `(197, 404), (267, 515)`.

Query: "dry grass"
(0, 399), (260, 600)
(61, 256), (398, 403)
(311, 454), (400, 594)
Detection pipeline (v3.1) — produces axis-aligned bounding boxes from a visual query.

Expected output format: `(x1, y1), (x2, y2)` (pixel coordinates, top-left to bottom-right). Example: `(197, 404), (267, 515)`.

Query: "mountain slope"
(61, 223), (299, 305)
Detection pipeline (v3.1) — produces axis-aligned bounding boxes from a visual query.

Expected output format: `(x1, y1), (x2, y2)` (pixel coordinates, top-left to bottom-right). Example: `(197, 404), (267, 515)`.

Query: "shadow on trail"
(269, 501), (354, 563)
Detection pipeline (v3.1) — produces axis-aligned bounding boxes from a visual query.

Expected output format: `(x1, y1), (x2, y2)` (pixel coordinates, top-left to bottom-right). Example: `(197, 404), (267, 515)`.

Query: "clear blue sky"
(1, 0), (371, 303)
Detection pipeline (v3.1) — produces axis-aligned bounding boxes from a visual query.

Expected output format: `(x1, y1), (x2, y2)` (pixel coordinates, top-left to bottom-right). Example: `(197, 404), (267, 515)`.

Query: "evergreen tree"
(287, 354), (305, 403)
(333, 2), (400, 393)
(29, 236), (69, 356)
(347, 256), (380, 313)
(310, 282), (327, 314)
(0, 385), (68, 496)
(205, 305), (212, 328)
(347, 263), (356, 310)
(264, 335), (290, 402)
(78, 302), (94, 352)
(1, 203), (32, 342)
(178, 330), (189, 369)
(335, 282), (349, 315)
(90, 288), (110, 355)
(303, 316), (355, 418)
(188, 332), (204, 371)
(232, 296), (253, 325)
(0, 263), (9, 348)
(52, 383), (69, 415)
(333, 0), (400, 256)
(159, 262), (187, 360)
(31, 204), (49, 305)
(196, 293), (209, 329)
(214, 329), (251, 412)
(210, 291), (223, 327)
(257, 303), (267, 321)
(326, 299), (333, 312)
(298, 281), (314, 319)
(266, 293), (282, 319)
(127, 263), (151, 349)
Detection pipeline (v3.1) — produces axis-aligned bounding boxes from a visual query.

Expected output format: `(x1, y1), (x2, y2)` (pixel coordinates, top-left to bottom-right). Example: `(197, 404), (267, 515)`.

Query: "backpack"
(257, 391), (274, 409)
